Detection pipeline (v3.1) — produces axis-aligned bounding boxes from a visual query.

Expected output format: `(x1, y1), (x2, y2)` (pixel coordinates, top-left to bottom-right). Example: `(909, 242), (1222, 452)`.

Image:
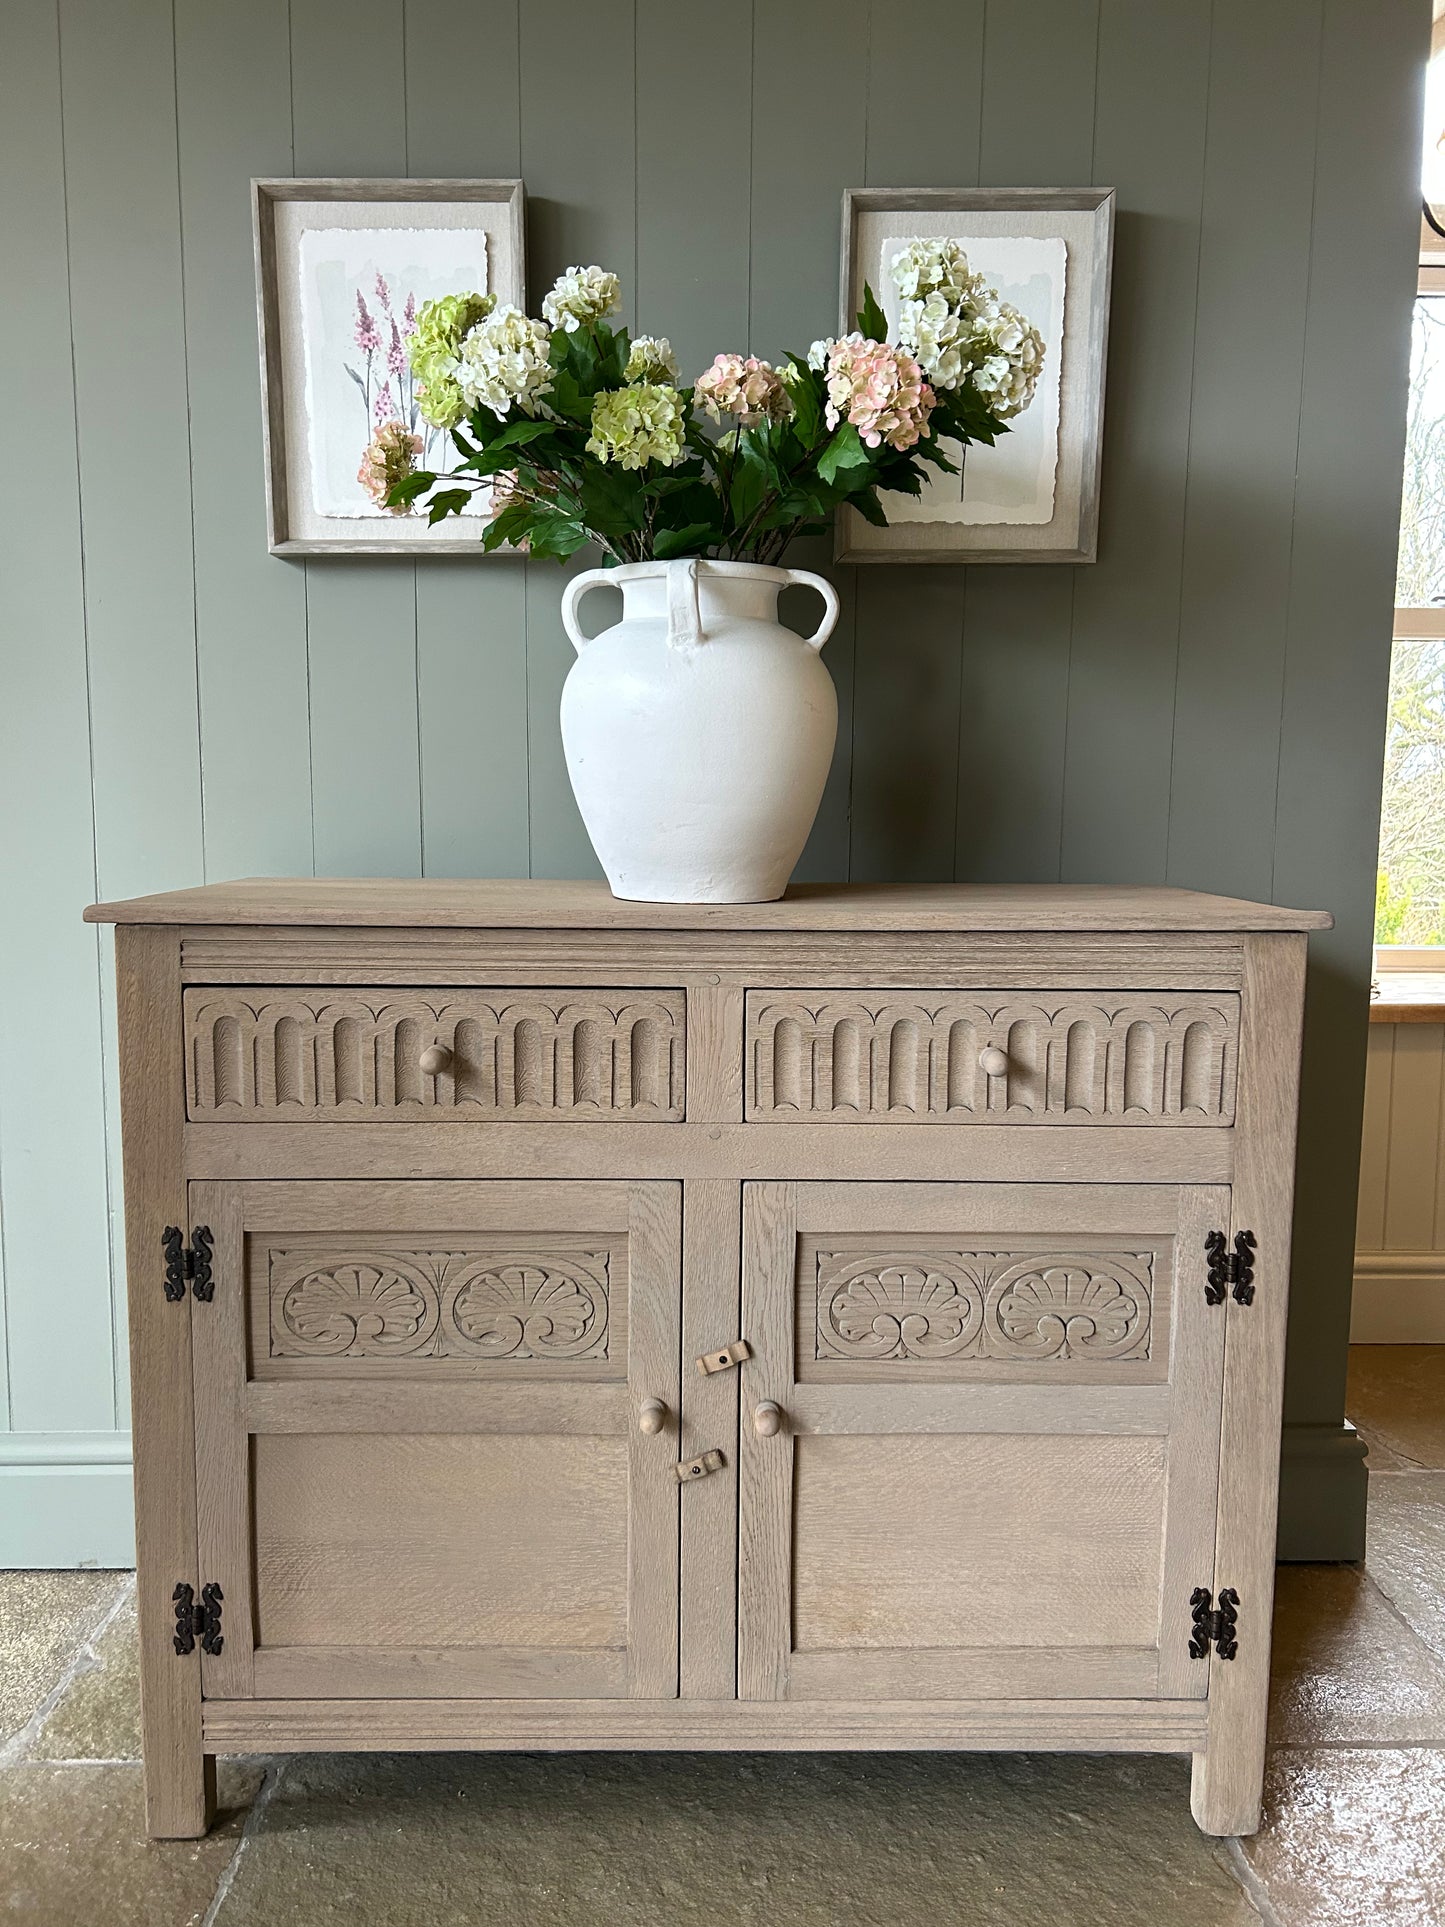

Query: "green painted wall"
(0, 0), (1427, 1564)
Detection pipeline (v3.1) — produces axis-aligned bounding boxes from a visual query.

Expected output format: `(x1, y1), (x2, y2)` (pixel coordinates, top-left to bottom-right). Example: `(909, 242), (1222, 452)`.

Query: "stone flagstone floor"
(2, 1345), (1444, 1926)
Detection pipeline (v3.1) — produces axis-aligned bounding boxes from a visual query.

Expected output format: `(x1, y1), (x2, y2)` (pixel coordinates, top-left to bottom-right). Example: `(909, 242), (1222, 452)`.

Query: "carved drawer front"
(745, 988), (1240, 1124)
(738, 1181), (1228, 1706)
(183, 986), (685, 1122)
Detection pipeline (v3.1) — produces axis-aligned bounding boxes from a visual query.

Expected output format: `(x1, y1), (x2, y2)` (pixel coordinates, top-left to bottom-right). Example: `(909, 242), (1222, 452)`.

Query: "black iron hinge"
(161, 1226), (214, 1303)
(1204, 1229), (1257, 1306)
(171, 1581), (224, 1656)
(1189, 1585), (1239, 1660)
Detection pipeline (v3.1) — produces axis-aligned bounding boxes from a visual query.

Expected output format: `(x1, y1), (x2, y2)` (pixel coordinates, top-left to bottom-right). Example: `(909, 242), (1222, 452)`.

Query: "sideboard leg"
(1190, 1741), (1262, 1838)
(116, 927), (211, 1840)
(1190, 933), (1306, 1842)
(142, 1726), (215, 1840)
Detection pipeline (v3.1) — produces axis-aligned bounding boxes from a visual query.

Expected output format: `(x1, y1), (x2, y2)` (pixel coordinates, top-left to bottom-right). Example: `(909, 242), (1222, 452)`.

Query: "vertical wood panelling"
(1060, 0), (1213, 884)
(751, 1), (868, 880)
(956, 0), (1098, 885)
(519, 0), (637, 878)
(0, 0), (114, 1432)
(51, 0), (209, 1433)
(1166, 0), (1323, 902)
(1273, 0), (1423, 1424)
(0, 0), (1426, 1562)
(1355, 1025), (1393, 1251)
(290, 0), (422, 878)
(175, 0), (312, 884)
(635, 0), (752, 385)
(1382, 1025), (1445, 1250)
(405, 0), (530, 879)
(848, 2), (986, 883)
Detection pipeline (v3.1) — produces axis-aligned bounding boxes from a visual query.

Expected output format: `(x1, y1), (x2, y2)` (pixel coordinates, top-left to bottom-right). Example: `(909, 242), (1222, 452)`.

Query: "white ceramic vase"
(559, 557), (840, 903)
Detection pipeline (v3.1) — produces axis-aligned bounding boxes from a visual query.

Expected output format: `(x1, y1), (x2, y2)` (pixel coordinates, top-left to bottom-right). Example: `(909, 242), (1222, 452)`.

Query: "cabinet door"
(191, 1180), (680, 1701)
(738, 1181), (1226, 1703)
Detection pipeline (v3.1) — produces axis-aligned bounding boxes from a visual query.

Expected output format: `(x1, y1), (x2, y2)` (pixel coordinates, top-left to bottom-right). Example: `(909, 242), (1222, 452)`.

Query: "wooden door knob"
(639, 1398), (668, 1435)
(977, 1046), (1010, 1078)
(418, 1043), (453, 1076)
(753, 1401), (783, 1437)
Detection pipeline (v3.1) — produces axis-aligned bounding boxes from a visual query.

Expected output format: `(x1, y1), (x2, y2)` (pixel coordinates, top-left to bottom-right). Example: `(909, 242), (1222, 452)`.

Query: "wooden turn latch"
(695, 1339), (751, 1375)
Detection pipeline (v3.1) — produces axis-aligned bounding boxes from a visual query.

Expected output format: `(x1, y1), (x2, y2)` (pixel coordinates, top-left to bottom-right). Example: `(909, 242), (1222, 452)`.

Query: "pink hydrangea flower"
(357, 418), (422, 511)
(823, 335), (934, 450)
(694, 352), (792, 427)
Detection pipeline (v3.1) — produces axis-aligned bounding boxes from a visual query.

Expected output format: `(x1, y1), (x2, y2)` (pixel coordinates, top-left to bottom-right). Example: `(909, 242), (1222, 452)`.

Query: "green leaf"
(652, 522), (713, 559)
(383, 470), (436, 508)
(851, 487), (890, 528)
(857, 281), (888, 343)
(816, 423), (870, 486)
(426, 489), (473, 524)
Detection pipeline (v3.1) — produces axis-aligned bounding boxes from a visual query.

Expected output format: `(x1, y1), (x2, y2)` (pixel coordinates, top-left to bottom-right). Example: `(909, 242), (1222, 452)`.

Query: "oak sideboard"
(84, 878), (1330, 1839)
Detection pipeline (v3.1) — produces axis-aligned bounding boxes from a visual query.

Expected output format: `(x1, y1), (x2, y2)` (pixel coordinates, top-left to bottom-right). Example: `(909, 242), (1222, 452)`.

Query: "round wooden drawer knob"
(639, 1398), (668, 1435)
(418, 1043), (453, 1076)
(753, 1401), (783, 1437)
(977, 1046), (1010, 1078)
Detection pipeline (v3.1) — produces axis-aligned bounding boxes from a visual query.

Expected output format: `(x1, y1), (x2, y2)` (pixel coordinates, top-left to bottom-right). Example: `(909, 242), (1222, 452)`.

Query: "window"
(1375, 14), (1445, 967)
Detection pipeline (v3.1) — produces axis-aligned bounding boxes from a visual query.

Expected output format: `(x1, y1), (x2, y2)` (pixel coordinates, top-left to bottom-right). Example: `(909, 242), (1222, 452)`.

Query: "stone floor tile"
(217, 1750), (1257, 1927)
(1269, 1562), (1445, 1745)
(1364, 1471), (1445, 1662)
(0, 1570), (129, 1749)
(1347, 1346), (1445, 1469)
(0, 1760), (261, 1927)
(30, 1596), (141, 1761)
(1239, 1748), (1445, 1927)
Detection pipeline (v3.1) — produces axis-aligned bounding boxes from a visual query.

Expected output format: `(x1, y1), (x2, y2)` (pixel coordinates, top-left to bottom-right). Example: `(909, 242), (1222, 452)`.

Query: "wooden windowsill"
(1371, 972), (1445, 1021)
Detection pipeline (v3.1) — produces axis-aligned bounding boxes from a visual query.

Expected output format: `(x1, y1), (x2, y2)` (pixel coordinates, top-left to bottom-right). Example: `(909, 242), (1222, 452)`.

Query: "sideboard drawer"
(745, 988), (1239, 1125)
(184, 986), (686, 1122)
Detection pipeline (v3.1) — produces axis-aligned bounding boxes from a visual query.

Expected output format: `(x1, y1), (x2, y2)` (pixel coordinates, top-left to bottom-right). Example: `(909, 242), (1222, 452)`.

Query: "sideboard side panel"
(1191, 931), (1308, 1836)
(115, 925), (212, 1837)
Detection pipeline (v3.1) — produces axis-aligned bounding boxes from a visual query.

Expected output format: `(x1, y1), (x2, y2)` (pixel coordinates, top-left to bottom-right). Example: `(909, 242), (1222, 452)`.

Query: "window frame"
(1375, 257), (1445, 975)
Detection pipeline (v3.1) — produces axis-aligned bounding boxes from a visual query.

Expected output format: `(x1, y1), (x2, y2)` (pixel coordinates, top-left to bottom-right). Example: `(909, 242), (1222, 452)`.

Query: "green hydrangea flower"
(586, 384), (686, 470)
(409, 292), (495, 429)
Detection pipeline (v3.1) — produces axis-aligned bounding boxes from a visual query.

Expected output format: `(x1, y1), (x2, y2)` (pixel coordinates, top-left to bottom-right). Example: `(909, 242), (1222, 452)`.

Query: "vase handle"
(778, 568), (841, 653)
(666, 557), (704, 650)
(559, 568), (616, 655)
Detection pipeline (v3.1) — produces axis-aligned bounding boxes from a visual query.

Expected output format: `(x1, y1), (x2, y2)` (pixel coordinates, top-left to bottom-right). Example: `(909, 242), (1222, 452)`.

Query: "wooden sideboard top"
(84, 877), (1333, 933)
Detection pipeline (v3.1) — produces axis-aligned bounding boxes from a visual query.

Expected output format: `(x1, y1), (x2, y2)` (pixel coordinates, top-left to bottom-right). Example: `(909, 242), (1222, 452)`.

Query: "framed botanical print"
(836, 187), (1115, 564)
(252, 178), (525, 555)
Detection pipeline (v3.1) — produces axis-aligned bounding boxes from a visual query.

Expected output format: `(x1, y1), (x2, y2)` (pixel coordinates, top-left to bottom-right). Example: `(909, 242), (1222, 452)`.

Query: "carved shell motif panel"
(268, 1246), (612, 1361)
(815, 1249), (1154, 1364)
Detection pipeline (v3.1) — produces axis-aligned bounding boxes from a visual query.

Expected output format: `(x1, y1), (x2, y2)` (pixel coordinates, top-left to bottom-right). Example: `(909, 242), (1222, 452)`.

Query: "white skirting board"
(1351, 1252), (1445, 1342)
(0, 1433), (136, 1567)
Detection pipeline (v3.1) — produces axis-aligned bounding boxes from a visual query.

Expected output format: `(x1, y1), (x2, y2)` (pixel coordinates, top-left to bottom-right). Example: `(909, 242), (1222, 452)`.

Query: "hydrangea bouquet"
(377, 241), (1044, 564)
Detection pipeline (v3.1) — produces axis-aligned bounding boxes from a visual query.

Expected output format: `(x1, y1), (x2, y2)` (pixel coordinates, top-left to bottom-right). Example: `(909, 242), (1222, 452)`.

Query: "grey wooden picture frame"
(252, 178), (526, 557)
(836, 187), (1115, 566)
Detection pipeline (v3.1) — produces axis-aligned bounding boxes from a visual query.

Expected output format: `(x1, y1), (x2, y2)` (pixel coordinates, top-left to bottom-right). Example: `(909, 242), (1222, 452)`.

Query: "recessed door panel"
(739, 1181), (1228, 1704)
(191, 1180), (681, 1701)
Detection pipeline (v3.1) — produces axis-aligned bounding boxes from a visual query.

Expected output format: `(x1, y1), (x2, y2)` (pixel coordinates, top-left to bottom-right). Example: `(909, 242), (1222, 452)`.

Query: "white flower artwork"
(297, 226), (490, 518)
(876, 232), (1066, 527)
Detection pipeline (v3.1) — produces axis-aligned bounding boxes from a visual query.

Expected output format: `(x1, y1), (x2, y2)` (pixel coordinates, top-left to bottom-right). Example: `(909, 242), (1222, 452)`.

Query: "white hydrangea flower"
(542, 264), (622, 333)
(895, 291), (970, 391)
(889, 237), (980, 305)
(625, 334), (680, 384)
(455, 304), (554, 418)
(969, 300), (1045, 418)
